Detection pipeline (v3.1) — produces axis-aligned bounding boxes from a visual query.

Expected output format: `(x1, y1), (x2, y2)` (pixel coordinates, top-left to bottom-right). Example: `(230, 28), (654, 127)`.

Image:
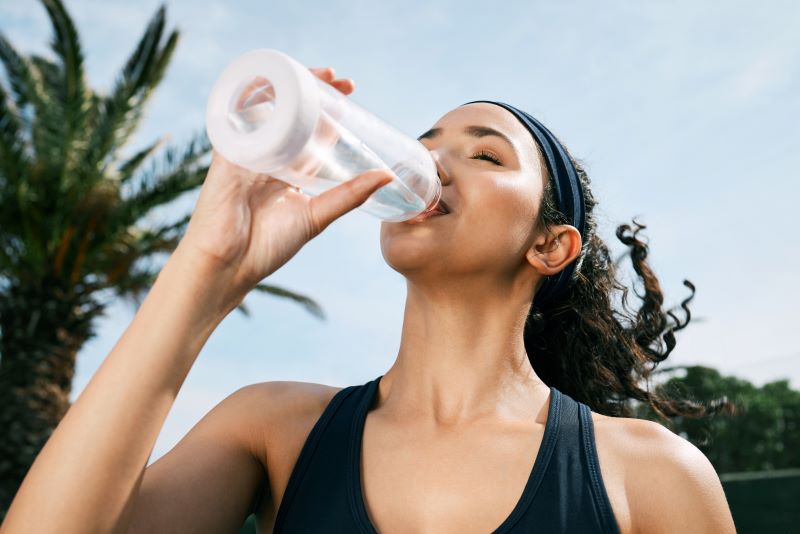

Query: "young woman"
(2, 68), (736, 534)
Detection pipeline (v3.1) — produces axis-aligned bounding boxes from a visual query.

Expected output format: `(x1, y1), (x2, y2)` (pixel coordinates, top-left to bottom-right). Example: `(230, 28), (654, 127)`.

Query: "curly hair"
(522, 141), (709, 421)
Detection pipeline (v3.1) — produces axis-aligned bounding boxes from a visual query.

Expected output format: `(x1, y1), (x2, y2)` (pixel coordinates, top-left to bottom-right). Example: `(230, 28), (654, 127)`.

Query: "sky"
(1, 0), (798, 463)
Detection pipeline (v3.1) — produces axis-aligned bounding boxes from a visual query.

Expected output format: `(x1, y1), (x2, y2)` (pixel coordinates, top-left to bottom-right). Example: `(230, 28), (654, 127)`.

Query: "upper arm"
(625, 420), (737, 534)
(125, 382), (272, 534)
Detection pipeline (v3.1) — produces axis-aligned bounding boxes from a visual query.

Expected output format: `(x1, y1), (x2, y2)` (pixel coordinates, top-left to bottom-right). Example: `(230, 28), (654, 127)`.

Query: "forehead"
(430, 102), (538, 161)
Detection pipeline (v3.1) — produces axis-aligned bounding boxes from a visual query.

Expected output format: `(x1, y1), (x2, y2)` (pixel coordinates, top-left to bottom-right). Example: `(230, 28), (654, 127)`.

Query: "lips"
(434, 198), (451, 214)
(406, 197), (451, 223)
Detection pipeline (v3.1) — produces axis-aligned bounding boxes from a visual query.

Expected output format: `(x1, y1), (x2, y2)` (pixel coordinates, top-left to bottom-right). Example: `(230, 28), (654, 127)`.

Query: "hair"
(522, 142), (713, 421)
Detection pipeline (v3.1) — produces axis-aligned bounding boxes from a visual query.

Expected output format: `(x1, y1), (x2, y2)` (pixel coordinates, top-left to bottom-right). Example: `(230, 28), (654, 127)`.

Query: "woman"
(2, 68), (736, 534)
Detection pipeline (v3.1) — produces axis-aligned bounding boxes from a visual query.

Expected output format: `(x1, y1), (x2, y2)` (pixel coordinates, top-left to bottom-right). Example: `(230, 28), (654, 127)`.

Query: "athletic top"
(270, 375), (620, 533)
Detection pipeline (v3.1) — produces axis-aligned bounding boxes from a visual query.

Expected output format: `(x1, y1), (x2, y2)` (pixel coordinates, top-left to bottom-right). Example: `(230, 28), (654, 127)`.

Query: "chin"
(379, 236), (445, 274)
(379, 220), (459, 273)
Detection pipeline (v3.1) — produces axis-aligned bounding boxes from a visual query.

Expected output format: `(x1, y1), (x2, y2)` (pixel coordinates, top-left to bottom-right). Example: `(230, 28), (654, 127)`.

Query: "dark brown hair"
(523, 144), (707, 421)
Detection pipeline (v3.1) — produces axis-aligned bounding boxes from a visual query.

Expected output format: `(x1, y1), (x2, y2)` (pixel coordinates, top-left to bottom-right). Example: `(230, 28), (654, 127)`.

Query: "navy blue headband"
(462, 100), (586, 310)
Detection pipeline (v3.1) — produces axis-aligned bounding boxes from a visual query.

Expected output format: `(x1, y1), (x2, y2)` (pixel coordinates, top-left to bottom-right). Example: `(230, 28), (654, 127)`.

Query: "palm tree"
(0, 0), (324, 517)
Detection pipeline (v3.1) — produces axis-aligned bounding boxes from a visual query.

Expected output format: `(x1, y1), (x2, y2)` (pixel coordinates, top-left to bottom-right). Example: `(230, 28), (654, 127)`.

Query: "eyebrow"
(417, 125), (517, 156)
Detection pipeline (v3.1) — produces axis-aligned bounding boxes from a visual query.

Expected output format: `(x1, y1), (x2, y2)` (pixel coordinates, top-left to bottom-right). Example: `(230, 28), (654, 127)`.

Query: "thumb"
(307, 169), (394, 236)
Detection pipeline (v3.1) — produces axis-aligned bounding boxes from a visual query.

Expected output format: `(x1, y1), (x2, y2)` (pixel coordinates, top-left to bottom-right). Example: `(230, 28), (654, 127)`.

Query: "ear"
(525, 224), (583, 276)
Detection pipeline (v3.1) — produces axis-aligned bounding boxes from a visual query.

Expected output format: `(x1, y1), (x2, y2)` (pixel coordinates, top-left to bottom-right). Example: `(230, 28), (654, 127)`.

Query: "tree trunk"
(0, 278), (98, 520)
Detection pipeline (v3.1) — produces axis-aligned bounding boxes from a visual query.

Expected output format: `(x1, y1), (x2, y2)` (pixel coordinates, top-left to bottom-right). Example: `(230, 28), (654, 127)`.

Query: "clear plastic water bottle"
(205, 48), (442, 222)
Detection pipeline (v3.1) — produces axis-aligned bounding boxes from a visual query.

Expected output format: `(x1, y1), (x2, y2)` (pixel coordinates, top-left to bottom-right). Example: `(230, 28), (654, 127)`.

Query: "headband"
(462, 100), (586, 310)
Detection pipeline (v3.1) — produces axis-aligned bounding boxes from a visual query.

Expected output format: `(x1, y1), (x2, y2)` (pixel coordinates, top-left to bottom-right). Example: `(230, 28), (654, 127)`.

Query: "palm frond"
(132, 215), (189, 258)
(41, 0), (86, 107)
(28, 55), (61, 97)
(25, 54), (69, 180)
(40, 0), (92, 178)
(0, 34), (45, 109)
(235, 301), (251, 317)
(90, 206), (189, 290)
(142, 213), (191, 241)
(109, 132), (209, 232)
(114, 271), (325, 320)
(0, 34), (61, 165)
(250, 283), (326, 320)
(0, 81), (27, 185)
(82, 5), (179, 171)
(115, 136), (168, 184)
(52, 132), (204, 291)
(111, 28), (178, 155)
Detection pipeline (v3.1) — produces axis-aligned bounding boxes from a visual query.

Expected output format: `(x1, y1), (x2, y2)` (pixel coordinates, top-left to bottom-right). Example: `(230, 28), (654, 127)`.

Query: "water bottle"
(205, 48), (442, 222)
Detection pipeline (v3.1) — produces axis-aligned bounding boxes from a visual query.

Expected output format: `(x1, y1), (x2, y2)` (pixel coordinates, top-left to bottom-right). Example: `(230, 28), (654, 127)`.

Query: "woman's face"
(380, 103), (547, 283)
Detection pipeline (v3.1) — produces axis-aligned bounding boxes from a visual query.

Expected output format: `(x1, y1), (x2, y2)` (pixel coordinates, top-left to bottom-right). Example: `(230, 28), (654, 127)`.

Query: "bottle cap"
(205, 48), (321, 173)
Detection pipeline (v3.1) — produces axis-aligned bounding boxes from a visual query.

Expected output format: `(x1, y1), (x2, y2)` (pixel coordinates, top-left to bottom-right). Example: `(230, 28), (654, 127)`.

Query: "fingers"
(309, 66), (356, 95)
(307, 170), (394, 236)
(331, 78), (355, 94)
(310, 66), (336, 81)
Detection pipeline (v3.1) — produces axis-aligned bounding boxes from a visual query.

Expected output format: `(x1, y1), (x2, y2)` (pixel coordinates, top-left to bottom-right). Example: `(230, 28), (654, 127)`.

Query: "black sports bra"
(269, 375), (620, 533)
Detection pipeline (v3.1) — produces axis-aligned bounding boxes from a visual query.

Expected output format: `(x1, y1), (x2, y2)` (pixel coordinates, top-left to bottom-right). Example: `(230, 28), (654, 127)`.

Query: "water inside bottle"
(313, 117), (431, 220)
(285, 111), (435, 221)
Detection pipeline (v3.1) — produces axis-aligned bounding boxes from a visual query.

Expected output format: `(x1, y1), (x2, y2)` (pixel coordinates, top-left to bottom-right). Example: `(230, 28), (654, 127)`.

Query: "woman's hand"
(177, 68), (393, 309)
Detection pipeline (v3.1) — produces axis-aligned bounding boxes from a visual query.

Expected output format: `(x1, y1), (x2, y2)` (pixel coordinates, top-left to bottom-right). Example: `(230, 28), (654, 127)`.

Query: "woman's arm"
(125, 381), (276, 534)
(1, 246), (244, 532)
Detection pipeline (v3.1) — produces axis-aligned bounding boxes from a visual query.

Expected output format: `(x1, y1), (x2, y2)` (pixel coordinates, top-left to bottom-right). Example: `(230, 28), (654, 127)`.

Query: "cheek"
(453, 179), (538, 271)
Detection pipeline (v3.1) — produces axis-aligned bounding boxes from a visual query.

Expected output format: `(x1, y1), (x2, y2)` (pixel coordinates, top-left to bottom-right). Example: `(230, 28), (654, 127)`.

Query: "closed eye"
(471, 150), (502, 165)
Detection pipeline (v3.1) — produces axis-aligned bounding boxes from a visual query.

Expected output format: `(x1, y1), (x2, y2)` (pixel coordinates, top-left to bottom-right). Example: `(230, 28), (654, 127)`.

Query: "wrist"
(162, 243), (246, 324)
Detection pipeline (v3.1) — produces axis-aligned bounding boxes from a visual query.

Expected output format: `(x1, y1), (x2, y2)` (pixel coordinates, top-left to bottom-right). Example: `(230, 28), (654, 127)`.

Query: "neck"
(379, 273), (549, 426)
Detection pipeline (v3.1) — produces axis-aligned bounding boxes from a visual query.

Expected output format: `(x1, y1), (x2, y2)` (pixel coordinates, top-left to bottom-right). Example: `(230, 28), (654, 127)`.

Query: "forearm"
(2, 245), (239, 533)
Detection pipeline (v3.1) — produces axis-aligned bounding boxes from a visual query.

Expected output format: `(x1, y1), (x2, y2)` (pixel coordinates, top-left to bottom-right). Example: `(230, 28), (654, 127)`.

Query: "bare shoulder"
(235, 380), (344, 530)
(591, 412), (736, 534)
(231, 380), (344, 455)
(239, 379), (343, 416)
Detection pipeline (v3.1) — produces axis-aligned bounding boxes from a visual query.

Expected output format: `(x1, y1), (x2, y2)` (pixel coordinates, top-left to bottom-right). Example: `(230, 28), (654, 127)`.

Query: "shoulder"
(228, 380), (345, 448)
(591, 412), (736, 534)
(222, 381), (345, 529)
(233, 379), (344, 413)
(230, 379), (345, 460)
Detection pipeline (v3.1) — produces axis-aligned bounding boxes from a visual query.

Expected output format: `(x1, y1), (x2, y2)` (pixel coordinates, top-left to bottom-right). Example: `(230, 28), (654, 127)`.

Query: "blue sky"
(2, 0), (798, 462)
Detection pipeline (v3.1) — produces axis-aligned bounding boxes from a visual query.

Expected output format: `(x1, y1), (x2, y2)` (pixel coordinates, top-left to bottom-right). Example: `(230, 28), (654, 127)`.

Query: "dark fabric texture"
(461, 100), (586, 310)
(271, 375), (620, 533)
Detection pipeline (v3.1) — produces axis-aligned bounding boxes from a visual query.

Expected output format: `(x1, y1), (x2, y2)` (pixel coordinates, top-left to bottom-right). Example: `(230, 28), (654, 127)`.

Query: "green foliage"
(638, 365), (800, 473)
(0, 0), (322, 316)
